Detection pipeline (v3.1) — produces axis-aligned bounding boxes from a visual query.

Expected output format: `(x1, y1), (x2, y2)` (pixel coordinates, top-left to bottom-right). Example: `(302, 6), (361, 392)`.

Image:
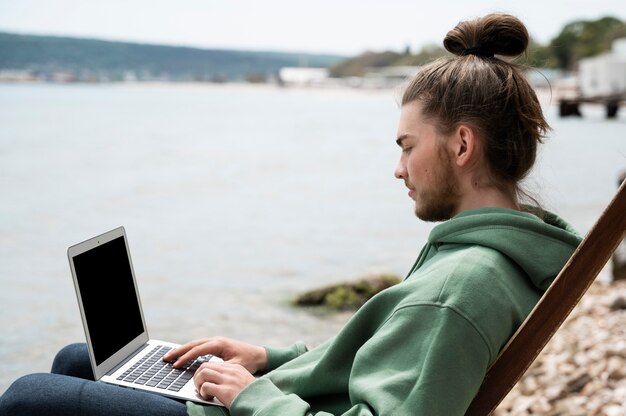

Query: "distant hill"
(328, 45), (450, 78)
(0, 32), (347, 82)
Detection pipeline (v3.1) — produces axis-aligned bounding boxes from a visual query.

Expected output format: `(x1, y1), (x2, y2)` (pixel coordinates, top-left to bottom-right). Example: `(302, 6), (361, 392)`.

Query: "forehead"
(397, 101), (432, 135)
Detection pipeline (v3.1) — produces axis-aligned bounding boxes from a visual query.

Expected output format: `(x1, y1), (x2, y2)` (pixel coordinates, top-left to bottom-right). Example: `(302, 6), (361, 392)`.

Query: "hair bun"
(443, 13), (529, 58)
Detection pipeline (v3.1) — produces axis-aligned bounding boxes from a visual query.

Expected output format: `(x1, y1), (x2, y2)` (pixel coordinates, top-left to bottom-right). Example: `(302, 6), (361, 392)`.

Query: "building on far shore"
(277, 65), (421, 89)
(354, 66), (420, 89)
(278, 67), (331, 87)
(0, 69), (37, 82)
(578, 38), (626, 99)
(557, 37), (626, 118)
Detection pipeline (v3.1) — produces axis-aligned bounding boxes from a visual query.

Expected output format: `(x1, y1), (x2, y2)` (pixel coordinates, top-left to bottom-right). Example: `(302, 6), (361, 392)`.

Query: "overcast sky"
(1, 1), (625, 55)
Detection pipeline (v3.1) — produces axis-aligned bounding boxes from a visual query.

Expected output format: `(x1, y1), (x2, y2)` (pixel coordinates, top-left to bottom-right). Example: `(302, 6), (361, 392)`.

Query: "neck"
(453, 184), (519, 216)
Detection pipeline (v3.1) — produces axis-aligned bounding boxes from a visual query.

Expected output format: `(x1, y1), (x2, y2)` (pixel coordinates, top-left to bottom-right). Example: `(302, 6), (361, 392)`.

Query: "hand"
(194, 361), (256, 408)
(163, 336), (268, 374)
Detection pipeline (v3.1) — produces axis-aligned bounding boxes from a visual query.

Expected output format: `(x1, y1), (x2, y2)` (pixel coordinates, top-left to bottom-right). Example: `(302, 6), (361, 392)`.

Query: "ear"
(449, 124), (477, 168)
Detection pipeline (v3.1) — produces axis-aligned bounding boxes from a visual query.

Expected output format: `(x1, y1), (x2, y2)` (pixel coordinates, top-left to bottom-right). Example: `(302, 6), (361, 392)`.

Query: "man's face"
(394, 101), (459, 222)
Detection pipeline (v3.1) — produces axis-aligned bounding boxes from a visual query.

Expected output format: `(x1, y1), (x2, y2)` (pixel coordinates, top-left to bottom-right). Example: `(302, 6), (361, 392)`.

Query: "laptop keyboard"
(117, 345), (213, 392)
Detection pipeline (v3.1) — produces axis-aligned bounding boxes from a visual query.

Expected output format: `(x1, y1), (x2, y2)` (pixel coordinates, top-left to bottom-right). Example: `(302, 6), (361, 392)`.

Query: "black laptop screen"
(72, 235), (145, 365)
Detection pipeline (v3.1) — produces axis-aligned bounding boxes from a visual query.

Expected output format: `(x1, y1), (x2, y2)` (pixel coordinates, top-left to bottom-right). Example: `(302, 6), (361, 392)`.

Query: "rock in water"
(292, 274), (402, 310)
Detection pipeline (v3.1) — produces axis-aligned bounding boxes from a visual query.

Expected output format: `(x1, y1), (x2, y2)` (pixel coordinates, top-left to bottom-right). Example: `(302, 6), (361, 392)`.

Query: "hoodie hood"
(411, 207), (582, 291)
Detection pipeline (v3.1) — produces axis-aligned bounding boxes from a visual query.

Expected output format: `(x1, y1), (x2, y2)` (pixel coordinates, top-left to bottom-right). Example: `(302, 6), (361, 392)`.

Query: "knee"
(51, 343), (93, 379)
(0, 374), (45, 413)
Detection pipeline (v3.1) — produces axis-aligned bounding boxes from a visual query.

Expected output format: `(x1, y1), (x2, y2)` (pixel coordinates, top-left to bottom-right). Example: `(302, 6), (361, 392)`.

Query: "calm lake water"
(1, 82), (625, 394)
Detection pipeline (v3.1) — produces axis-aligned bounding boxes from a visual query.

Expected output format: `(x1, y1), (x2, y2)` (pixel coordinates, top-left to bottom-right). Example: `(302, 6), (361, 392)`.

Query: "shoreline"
(6, 81), (615, 118)
(3, 81), (616, 114)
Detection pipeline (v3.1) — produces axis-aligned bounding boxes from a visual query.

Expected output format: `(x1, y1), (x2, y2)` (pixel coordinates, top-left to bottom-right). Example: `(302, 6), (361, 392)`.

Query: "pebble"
(494, 280), (626, 415)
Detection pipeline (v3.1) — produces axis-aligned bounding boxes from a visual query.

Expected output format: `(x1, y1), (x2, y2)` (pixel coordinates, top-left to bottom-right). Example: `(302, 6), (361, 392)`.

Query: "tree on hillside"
(526, 37), (559, 68)
(328, 51), (403, 77)
(608, 23), (626, 42)
(328, 45), (448, 78)
(394, 44), (449, 66)
(550, 16), (626, 70)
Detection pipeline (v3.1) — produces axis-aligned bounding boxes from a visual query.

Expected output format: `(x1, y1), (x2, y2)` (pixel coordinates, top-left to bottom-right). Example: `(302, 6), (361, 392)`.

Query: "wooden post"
(558, 99), (581, 117)
(606, 100), (619, 119)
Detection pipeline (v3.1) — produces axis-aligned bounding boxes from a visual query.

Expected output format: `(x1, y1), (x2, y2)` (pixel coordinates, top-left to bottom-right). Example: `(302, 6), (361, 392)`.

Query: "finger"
(195, 363), (250, 390)
(193, 369), (218, 401)
(194, 363), (255, 408)
(193, 365), (223, 393)
(163, 339), (207, 359)
(163, 339), (207, 361)
(173, 338), (229, 368)
(197, 381), (220, 401)
(172, 346), (209, 368)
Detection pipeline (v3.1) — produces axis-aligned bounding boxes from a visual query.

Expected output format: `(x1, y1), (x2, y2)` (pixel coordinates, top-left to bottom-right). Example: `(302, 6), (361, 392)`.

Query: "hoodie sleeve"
(229, 304), (492, 416)
(264, 341), (309, 372)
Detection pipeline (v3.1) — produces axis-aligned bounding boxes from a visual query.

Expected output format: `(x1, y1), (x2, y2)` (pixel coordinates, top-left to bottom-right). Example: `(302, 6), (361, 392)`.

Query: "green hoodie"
(188, 208), (582, 416)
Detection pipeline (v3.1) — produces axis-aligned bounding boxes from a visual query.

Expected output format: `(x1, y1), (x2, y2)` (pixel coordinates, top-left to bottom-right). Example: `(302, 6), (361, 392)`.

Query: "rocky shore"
(494, 280), (626, 415)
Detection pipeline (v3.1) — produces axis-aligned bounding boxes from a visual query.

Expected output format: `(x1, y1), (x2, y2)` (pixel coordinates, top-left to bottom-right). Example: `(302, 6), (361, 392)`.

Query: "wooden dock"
(559, 94), (625, 118)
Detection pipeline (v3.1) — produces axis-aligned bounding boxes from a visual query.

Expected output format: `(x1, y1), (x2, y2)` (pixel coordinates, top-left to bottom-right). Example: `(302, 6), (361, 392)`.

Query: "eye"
(402, 146), (412, 154)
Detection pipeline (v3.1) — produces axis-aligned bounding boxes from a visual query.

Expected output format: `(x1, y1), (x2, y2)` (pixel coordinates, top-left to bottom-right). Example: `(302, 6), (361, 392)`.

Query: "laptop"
(67, 226), (224, 406)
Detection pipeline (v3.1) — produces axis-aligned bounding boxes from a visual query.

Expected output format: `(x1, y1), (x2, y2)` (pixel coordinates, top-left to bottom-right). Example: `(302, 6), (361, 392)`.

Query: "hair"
(401, 13), (549, 204)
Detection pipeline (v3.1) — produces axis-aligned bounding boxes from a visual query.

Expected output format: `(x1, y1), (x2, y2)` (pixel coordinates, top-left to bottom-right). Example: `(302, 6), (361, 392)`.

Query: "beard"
(413, 146), (460, 222)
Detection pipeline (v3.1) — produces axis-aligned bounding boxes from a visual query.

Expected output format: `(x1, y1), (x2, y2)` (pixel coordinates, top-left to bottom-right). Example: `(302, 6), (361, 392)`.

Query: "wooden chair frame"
(465, 179), (626, 415)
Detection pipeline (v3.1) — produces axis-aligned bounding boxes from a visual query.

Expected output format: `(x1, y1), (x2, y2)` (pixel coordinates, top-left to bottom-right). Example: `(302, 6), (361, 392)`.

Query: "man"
(0, 13), (582, 416)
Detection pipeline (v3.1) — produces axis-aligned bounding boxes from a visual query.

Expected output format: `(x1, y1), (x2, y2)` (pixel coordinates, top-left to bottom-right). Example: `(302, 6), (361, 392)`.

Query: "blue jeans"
(0, 343), (190, 416)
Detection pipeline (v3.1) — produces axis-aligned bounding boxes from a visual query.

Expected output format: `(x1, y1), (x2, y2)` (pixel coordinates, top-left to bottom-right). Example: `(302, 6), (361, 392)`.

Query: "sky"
(0, 0), (625, 56)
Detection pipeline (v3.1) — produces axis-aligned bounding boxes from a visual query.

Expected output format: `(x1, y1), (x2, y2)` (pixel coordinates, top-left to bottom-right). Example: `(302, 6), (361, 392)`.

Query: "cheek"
(407, 156), (431, 179)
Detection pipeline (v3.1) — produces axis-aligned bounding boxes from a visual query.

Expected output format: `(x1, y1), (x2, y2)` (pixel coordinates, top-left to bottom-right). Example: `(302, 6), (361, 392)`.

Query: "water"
(1, 83), (625, 395)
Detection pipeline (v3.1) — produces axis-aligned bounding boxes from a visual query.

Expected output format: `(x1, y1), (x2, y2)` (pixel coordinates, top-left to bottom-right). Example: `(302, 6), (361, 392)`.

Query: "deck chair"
(465, 178), (626, 415)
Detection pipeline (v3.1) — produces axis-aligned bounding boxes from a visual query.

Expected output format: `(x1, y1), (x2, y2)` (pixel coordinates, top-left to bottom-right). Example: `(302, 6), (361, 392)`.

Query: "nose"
(394, 159), (406, 180)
